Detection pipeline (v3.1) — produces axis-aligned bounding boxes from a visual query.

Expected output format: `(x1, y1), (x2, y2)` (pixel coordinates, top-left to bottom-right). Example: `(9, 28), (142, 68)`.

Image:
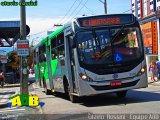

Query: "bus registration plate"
(110, 81), (122, 86)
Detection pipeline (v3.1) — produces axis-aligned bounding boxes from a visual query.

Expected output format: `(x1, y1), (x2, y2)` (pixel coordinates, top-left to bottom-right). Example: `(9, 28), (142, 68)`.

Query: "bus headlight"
(137, 66), (146, 76)
(79, 73), (92, 81)
(82, 74), (88, 80)
(141, 68), (145, 72)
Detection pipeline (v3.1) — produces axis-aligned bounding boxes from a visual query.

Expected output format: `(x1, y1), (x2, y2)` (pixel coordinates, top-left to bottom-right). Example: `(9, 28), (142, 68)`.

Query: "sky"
(0, 0), (131, 52)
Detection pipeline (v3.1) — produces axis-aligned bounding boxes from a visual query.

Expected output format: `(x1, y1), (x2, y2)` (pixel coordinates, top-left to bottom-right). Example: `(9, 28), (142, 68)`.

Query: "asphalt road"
(0, 81), (160, 120)
(33, 84), (160, 120)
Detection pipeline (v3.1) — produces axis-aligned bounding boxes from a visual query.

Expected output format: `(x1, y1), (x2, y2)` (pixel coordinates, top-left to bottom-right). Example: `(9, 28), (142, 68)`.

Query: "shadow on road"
(80, 90), (160, 107)
(48, 89), (160, 107)
(3, 84), (20, 88)
(0, 91), (15, 95)
(36, 86), (160, 108)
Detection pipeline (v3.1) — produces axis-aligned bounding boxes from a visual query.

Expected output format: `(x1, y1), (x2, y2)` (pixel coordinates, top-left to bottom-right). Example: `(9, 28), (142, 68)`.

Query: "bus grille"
(90, 79), (139, 91)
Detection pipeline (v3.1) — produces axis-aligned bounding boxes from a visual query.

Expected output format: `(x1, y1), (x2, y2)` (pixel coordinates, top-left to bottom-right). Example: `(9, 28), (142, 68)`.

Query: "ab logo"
(7, 94), (45, 108)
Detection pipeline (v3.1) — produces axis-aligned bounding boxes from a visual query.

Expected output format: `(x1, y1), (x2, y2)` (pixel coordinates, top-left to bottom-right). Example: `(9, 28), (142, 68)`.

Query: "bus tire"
(69, 94), (78, 103)
(116, 90), (127, 98)
(43, 78), (51, 95)
(45, 87), (51, 95)
(63, 76), (69, 94)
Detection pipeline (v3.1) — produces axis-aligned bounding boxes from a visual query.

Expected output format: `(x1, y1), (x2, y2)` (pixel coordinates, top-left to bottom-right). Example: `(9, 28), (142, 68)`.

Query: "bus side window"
(57, 33), (65, 58)
(51, 38), (57, 59)
(34, 51), (37, 64)
(52, 48), (58, 59)
(39, 45), (46, 62)
(57, 45), (64, 58)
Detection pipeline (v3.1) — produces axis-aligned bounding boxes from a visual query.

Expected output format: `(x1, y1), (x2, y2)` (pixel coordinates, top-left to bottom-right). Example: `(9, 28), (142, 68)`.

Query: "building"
(131, 0), (160, 74)
(131, 0), (158, 18)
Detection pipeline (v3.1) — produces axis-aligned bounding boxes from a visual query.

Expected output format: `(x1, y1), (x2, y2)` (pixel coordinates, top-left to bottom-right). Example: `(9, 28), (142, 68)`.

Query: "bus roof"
(33, 26), (63, 50)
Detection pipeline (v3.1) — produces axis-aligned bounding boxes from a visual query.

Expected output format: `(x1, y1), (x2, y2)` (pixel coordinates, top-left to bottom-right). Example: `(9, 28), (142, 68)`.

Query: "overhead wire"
(57, 0), (79, 24)
(30, 1), (136, 41)
(123, 9), (132, 13)
(30, 0), (83, 37)
(68, 0), (89, 22)
(76, 0), (96, 16)
(65, 0), (89, 24)
(30, 0), (95, 37)
(60, 0), (84, 24)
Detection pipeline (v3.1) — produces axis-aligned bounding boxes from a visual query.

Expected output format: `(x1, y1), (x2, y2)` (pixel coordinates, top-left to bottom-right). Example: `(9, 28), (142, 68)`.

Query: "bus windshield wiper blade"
(92, 29), (102, 52)
(111, 25), (125, 41)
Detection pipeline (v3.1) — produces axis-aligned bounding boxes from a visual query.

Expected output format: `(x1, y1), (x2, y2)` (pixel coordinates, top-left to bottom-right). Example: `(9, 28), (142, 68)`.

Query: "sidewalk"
(0, 89), (17, 108)
(148, 76), (160, 86)
(0, 75), (37, 107)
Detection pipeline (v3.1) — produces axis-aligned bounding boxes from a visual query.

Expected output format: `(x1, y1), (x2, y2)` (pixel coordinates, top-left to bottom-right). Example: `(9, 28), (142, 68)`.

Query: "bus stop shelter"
(0, 21), (30, 84)
(0, 21), (30, 47)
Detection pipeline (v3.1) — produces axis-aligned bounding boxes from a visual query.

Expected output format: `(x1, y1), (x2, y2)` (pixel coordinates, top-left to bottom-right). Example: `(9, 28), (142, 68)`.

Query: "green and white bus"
(33, 14), (148, 102)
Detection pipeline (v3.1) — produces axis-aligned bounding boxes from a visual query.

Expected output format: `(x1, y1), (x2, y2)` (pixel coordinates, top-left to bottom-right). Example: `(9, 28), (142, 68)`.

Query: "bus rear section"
(65, 14), (148, 101)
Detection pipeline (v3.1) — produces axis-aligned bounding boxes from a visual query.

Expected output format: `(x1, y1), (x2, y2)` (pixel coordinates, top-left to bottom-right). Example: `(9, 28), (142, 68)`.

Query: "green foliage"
(7, 51), (17, 63)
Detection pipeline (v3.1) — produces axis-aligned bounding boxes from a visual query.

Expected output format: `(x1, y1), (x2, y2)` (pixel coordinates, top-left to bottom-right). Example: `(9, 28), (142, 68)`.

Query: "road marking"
(0, 90), (12, 106)
(0, 107), (25, 113)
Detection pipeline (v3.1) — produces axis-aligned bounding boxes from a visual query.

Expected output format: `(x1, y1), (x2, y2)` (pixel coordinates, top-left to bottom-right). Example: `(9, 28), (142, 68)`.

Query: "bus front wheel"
(69, 94), (78, 103)
(116, 90), (127, 98)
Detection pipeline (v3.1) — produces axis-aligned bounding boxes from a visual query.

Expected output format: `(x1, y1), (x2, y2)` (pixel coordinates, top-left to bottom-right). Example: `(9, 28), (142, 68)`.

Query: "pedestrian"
(156, 58), (160, 80)
(149, 60), (158, 81)
(0, 70), (4, 88)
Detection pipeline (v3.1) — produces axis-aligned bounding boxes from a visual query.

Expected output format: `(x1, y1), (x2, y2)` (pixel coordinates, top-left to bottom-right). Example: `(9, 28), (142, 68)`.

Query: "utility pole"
(104, 0), (107, 14)
(99, 0), (107, 14)
(20, 0), (28, 94)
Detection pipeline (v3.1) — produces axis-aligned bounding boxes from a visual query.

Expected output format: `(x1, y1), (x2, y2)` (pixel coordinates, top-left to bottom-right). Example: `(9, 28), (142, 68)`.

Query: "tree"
(7, 51), (19, 68)
(6, 50), (34, 71)
(27, 50), (34, 69)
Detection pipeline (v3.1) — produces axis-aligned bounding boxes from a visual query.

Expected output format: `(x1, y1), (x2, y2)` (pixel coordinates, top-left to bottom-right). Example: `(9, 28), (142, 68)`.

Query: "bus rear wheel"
(45, 86), (51, 95)
(116, 90), (127, 98)
(43, 79), (51, 95)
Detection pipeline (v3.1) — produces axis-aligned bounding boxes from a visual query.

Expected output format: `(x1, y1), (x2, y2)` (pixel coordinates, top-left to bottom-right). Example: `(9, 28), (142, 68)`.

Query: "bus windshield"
(77, 27), (143, 65)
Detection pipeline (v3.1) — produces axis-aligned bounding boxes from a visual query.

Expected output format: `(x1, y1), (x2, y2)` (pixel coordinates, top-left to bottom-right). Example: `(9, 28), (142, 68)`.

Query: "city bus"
(33, 14), (148, 102)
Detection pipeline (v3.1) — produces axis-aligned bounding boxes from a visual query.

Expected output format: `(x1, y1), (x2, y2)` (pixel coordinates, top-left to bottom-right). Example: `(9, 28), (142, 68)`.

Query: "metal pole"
(20, 0), (28, 94)
(104, 0), (107, 14)
(20, 56), (23, 93)
(98, 0), (107, 14)
(2, 63), (5, 73)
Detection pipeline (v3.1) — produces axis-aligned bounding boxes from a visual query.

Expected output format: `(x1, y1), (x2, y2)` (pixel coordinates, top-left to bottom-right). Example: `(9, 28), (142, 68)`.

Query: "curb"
(29, 83), (44, 114)
(0, 94), (11, 108)
(0, 90), (18, 109)
(148, 82), (160, 86)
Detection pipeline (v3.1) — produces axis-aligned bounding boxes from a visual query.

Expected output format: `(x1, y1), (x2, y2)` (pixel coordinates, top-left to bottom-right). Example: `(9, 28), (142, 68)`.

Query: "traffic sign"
(0, 56), (7, 63)
(17, 40), (29, 56)
(0, 50), (6, 56)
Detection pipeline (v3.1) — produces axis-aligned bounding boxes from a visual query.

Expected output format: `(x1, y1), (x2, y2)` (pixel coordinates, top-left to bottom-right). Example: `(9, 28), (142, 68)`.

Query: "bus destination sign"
(82, 18), (120, 27)
(78, 14), (134, 27)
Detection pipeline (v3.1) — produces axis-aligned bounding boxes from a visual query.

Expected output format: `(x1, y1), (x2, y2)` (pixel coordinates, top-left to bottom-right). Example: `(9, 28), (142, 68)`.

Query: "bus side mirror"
(72, 41), (76, 48)
(71, 35), (76, 48)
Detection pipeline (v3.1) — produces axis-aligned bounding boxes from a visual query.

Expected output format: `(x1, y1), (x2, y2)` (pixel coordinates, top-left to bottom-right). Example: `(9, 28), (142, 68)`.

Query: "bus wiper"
(92, 29), (102, 52)
(111, 25), (125, 41)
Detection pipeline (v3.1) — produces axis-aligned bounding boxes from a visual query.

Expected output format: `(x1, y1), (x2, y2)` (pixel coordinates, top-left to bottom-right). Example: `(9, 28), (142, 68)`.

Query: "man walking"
(0, 70), (4, 88)
(156, 59), (160, 80)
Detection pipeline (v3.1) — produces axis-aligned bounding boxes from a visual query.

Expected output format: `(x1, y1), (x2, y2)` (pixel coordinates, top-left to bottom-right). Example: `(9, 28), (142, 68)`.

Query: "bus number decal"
(91, 52), (101, 58)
